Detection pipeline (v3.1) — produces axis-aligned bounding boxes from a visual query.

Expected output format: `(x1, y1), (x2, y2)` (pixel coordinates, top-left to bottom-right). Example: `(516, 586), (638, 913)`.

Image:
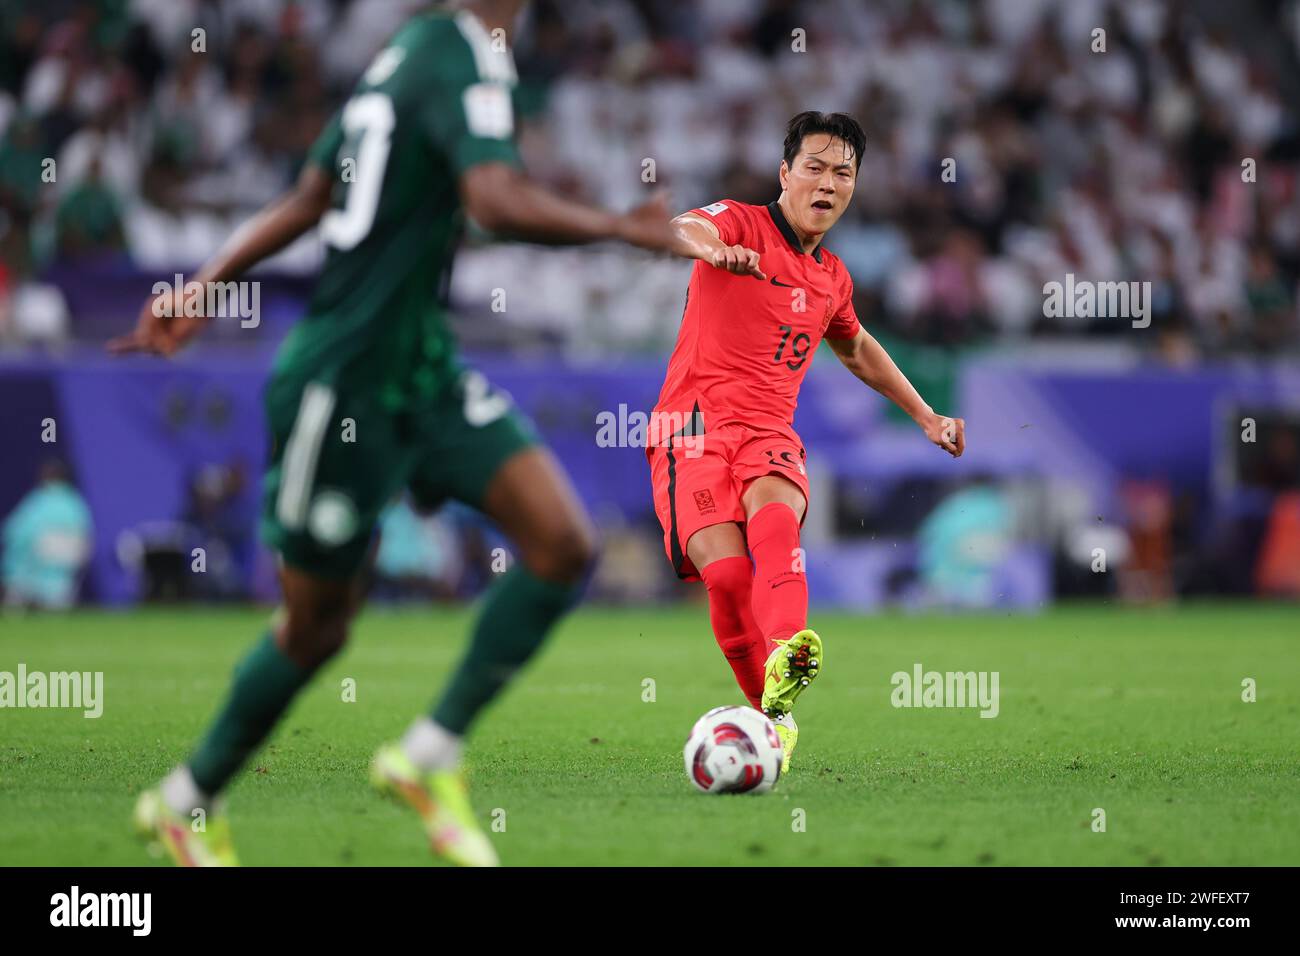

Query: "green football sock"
(432, 565), (582, 735)
(188, 632), (315, 795)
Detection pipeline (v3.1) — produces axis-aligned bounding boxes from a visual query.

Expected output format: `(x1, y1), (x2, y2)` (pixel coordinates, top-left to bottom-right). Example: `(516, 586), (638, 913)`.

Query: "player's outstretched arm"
(828, 327), (966, 457)
(108, 165), (334, 356)
(460, 162), (673, 251)
(666, 213), (765, 279)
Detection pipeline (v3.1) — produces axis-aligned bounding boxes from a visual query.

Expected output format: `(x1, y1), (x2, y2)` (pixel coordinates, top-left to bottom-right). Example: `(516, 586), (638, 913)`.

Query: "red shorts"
(647, 421), (810, 581)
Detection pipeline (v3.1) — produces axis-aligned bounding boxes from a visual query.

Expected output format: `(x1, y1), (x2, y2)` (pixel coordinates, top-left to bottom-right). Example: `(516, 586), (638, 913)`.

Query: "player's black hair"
(782, 111), (866, 171)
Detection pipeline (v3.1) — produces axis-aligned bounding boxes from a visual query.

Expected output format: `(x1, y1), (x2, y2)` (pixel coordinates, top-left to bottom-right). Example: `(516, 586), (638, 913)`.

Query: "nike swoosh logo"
(769, 276), (797, 288)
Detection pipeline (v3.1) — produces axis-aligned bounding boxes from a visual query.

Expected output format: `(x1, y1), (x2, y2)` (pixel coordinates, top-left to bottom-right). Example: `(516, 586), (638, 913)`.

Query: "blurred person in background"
(2, 459), (92, 610)
(1243, 243), (1296, 353)
(53, 151), (126, 260)
(916, 474), (1013, 607)
(186, 461), (253, 601)
(0, 222), (72, 346)
(0, 112), (45, 218)
(1252, 426), (1300, 597)
(1119, 478), (1175, 604)
(372, 495), (464, 602)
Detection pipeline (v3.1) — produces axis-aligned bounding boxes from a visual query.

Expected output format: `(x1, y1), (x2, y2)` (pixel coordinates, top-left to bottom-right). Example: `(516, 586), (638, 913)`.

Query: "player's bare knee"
(523, 520), (599, 584)
(280, 599), (352, 666)
(745, 485), (805, 523)
(551, 521), (600, 581)
(687, 523), (748, 570)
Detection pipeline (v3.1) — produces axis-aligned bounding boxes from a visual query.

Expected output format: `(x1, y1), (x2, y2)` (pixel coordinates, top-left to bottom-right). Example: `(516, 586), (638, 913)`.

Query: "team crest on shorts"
(308, 490), (359, 546)
(693, 490), (716, 515)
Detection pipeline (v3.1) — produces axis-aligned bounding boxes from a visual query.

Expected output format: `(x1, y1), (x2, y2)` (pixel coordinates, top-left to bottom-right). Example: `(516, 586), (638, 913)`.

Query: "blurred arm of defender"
(108, 165), (336, 356)
(663, 212), (765, 279)
(459, 163), (674, 250)
(827, 327), (966, 458)
(110, 165), (678, 357)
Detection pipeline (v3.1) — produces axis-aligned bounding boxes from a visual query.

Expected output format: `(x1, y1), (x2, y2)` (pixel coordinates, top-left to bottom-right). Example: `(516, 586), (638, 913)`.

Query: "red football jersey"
(651, 200), (860, 441)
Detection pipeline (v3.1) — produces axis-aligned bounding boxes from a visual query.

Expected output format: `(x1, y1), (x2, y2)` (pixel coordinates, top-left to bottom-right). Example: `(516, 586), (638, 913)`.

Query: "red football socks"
(746, 502), (807, 646)
(699, 555), (766, 709)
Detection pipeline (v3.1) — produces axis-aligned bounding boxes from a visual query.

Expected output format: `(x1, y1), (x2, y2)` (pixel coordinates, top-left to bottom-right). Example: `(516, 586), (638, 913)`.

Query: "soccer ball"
(683, 705), (783, 794)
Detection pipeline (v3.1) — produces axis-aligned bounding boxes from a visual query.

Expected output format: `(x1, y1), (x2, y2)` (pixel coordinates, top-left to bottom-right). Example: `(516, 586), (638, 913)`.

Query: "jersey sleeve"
(824, 270), (861, 340)
(688, 200), (748, 246)
(418, 20), (521, 175)
(305, 111), (343, 173)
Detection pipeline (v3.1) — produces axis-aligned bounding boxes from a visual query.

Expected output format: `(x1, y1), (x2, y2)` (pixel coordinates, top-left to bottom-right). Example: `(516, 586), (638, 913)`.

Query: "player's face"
(779, 134), (857, 237)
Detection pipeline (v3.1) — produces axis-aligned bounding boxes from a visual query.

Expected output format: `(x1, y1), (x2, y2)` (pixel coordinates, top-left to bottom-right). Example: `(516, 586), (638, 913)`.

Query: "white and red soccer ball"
(683, 705), (783, 794)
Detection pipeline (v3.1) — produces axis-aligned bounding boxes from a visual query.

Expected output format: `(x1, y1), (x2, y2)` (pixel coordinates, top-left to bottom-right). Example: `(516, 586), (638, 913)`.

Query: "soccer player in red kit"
(650, 112), (966, 771)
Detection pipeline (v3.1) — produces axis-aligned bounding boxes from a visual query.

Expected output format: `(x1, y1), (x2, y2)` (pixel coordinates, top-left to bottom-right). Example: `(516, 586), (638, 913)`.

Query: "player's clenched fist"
(709, 244), (765, 280)
(923, 413), (966, 457)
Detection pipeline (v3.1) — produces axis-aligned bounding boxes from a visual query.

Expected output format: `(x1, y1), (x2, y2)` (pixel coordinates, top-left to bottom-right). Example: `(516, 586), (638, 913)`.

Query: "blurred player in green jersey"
(114, 0), (673, 867)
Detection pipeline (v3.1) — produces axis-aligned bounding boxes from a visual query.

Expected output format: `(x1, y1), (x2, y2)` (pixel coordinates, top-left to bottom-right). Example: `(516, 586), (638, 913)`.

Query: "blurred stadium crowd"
(3, 0), (1300, 355)
(2, 0), (1299, 610)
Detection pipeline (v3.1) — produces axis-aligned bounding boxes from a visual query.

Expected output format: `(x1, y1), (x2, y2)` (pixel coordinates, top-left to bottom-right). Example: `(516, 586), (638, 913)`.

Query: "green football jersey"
(271, 9), (520, 408)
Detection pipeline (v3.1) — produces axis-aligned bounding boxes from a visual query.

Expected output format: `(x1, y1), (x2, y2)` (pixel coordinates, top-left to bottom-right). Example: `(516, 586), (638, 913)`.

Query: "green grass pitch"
(1, 602), (1297, 866)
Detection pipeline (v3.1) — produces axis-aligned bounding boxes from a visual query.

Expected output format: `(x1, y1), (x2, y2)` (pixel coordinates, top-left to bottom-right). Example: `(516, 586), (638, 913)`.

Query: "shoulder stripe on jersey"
(454, 11), (518, 84)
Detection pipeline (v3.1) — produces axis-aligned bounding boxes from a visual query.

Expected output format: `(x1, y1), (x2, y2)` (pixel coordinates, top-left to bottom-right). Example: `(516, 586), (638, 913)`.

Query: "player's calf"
(699, 554), (766, 709)
(746, 501), (808, 647)
(484, 446), (600, 586)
